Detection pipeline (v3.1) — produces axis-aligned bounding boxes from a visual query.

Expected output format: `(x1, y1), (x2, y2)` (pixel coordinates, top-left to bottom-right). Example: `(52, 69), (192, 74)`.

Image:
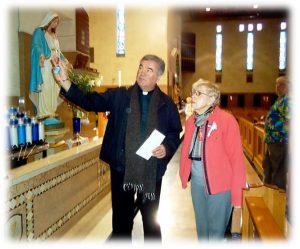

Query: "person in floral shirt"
(263, 76), (290, 190)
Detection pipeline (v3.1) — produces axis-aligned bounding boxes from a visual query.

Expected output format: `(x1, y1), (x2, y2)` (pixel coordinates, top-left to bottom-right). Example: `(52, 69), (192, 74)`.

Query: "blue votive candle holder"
(72, 117), (81, 135)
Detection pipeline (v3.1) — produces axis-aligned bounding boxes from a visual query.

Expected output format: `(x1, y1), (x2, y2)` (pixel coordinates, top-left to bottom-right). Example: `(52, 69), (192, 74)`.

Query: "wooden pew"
(237, 117), (255, 160)
(242, 185), (287, 240)
(245, 196), (284, 239)
(236, 116), (266, 177)
(252, 124), (267, 175)
(228, 107), (267, 123)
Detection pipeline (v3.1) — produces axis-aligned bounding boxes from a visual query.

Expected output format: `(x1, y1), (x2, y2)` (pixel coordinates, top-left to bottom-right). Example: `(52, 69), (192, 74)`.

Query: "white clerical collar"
(142, 91), (149, 95)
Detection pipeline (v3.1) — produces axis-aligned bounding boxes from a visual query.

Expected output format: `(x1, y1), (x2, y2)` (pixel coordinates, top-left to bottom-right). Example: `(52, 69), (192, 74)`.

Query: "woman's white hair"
(192, 79), (220, 106)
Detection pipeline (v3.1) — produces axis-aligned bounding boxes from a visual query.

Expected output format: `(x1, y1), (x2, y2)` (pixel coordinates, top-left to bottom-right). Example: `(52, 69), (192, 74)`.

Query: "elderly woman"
(179, 79), (246, 240)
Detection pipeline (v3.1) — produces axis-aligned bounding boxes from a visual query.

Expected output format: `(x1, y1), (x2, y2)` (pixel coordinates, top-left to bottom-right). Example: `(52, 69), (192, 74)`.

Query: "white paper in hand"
(136, 129), (165, 160)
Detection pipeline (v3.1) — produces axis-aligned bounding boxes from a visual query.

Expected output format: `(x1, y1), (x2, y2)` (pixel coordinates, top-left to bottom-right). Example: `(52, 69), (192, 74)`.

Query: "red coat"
(179, 106), (246, 206)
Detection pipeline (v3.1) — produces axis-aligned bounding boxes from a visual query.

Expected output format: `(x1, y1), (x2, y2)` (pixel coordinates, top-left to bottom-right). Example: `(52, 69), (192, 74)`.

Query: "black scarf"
(123, 83), (160, 201)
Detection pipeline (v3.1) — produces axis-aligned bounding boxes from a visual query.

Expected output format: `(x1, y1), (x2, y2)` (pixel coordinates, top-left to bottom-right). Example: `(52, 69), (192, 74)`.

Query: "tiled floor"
(59, 144), (262, 243)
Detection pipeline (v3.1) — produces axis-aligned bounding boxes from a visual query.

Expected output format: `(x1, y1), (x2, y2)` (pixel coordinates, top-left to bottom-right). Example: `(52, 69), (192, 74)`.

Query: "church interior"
(5, 4), (293, 244)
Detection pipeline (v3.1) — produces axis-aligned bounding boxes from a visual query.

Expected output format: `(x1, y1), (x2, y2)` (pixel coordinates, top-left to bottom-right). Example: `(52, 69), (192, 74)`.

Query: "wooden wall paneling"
(18, 32), (33, 114)
(76, 8), (90, 55)
(237, 94), (245, 107)
(244, 93), (254, 107)
(181, 32), (196, 72)
(227, 94), (238, 108)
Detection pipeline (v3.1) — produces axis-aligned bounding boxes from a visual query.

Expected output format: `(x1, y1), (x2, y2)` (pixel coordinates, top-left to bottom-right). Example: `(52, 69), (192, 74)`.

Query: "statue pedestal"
(44, 117), (65, 131)
(45, 127), (70, 155)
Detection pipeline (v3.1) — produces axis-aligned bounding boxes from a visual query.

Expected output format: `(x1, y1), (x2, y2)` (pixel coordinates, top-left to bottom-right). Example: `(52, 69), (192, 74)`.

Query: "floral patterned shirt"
(264, 95), (290, 144)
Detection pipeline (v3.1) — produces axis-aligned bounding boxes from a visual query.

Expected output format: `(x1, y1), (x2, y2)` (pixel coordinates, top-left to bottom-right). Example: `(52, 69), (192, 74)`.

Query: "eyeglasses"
(191, 89), (210, 97)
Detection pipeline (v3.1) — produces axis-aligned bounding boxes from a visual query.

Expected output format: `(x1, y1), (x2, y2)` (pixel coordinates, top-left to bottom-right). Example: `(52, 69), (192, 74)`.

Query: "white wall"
(8, 8), (20, 96)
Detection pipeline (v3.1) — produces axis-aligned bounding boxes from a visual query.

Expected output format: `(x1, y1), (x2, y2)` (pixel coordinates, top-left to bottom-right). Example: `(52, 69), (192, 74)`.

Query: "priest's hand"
(152, 144), (166, 159)
(51, 57), (71, 92)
